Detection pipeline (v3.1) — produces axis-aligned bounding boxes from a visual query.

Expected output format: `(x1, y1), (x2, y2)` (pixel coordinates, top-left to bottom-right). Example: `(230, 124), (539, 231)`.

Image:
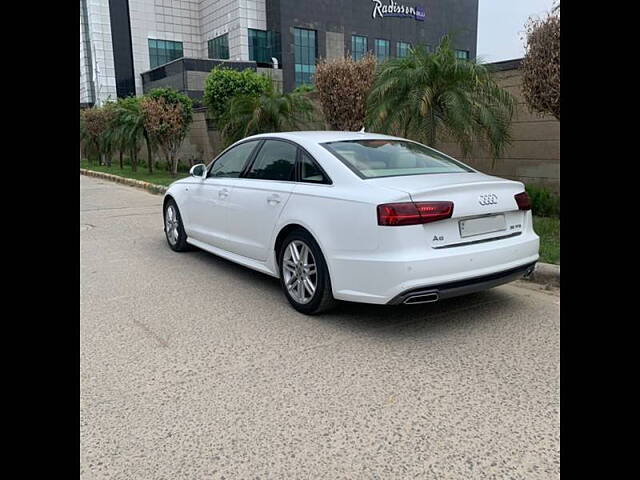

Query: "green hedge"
(526, 185), (560, 218)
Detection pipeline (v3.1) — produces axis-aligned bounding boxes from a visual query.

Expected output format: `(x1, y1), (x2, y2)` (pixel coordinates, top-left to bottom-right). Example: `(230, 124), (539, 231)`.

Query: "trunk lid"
(369, 172), (528, 248)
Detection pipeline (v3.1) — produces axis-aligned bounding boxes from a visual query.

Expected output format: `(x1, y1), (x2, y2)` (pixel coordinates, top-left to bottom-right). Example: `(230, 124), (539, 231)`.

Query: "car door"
(224, 139), (298, 261)
(186, 140), (261, 249)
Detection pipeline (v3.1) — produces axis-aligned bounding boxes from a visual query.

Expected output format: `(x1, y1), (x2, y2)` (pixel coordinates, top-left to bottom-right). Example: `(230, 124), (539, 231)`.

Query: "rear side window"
(209, 140), (259, 178)
(246, 140), (297, 181)
(300, 151), (328, 184)
(322, 139), (473, 178)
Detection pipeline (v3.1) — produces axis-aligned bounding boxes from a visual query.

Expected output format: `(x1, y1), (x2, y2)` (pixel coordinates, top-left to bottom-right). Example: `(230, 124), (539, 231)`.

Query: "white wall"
(200, 0), (267, 62)
(80, 0), (118, 105)
(128, 0), (203, 96)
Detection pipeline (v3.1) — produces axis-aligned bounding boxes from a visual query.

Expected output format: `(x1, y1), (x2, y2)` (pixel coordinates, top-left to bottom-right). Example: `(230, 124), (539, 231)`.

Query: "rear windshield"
(322, 139), (473, 178)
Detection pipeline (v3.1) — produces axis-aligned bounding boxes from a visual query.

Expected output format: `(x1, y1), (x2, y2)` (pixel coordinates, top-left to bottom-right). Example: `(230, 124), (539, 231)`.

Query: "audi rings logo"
(478, 194), (498, 206)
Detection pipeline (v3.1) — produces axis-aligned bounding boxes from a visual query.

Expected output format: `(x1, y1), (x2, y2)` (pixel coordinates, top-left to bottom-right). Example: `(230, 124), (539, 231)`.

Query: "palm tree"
(366, 36), (515, 166)
(107, 99), (130, 169)
(115, 97), (146, 172)
(220, 88), (316, 146)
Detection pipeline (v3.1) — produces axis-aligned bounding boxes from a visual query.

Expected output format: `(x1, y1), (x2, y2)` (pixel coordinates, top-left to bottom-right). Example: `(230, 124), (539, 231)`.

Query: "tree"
(219, 87), (315, 146)
(521, 6), (560, 120)
(107, 98), (131, 169)
(80, 106), (115, 166)
(203, 67), (271, 128)
(315, 53), (377, 131)
(115, 97), (146, 172)
(100, 101), (118, 166)
(366, 37), (515, 165)
(140, 88), (193, 176)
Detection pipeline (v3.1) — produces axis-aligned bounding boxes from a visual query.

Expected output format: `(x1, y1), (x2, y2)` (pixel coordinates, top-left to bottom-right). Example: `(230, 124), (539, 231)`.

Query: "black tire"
(164, 198), (189, 252)
(278, 229), (337, 315)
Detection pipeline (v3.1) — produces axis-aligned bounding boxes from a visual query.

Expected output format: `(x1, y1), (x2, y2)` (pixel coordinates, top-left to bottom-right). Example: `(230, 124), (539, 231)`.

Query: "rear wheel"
(278, 230), (336, 315)
(164, 199), (189, 252)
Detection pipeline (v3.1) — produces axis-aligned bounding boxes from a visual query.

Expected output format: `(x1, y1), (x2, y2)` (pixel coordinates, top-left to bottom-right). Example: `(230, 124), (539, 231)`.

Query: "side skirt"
(186, 237), (279, 278)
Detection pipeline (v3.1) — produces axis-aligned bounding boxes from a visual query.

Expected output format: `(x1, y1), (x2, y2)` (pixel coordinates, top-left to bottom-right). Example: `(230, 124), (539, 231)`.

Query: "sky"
(477, 0), (556, 63)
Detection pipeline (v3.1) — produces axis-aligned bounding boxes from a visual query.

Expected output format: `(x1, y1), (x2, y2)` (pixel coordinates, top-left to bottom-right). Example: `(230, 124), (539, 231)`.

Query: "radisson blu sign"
(371, 0), (426, 21)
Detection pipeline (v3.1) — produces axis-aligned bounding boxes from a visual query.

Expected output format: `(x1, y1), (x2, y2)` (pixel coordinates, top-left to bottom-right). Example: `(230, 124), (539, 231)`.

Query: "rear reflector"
(514, 192), (531, 210)
(377, 201), (454, 226)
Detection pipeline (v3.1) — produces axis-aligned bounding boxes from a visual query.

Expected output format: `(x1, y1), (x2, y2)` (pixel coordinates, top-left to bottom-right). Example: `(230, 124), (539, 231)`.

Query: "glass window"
(397, 42), (411, 58)
(455, 49), (470, 60)
(300, 151), (328, 184)
(247, 140), (297, 181)
(351, 35), (367, 61)
(208, 34), (229, 59)
(208, 141), (259, 178)
(322, 140), (473, 179)
(374, 39), (390, 62)
(148, 39), (183, 69)
(249, 29), (281, 64)
(294, 28), (316, 87)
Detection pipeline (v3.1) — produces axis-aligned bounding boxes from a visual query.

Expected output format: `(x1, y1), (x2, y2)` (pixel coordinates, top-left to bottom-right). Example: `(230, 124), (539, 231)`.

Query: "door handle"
(267, 194), (281, 205)
(218, 188), (230, 199)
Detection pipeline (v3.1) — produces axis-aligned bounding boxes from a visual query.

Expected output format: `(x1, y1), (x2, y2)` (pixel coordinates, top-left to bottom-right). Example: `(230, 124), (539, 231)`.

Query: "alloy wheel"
(165, 205), (179, 246)
(282, 240), (317, 304)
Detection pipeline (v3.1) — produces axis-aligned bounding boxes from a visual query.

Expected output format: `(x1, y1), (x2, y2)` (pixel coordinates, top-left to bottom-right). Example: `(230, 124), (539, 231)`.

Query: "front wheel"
(278, 230), (336, 315)
(164, 199), (189, 252)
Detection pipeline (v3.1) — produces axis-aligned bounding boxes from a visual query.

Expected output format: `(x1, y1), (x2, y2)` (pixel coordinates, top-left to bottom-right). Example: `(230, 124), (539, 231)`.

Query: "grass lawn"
(533, 216), (560, 265)
(80, 159), (188, 186)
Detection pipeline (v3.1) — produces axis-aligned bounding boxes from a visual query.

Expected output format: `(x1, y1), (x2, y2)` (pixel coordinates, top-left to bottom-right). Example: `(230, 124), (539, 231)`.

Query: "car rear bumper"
(328, 232), (539, 304)
(386, 261), (536, 305)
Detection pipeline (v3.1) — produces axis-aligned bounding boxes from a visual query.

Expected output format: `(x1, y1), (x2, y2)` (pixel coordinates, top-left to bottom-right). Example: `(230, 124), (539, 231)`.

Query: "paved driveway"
(80, 175), (559, 479)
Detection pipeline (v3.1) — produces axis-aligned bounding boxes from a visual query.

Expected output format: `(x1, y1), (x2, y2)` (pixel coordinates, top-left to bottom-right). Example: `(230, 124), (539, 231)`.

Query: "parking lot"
(80, 174), (559, 479)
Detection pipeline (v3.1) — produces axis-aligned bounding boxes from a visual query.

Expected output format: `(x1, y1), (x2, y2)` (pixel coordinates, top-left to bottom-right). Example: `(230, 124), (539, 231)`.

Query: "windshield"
(322, 139), (473, 178)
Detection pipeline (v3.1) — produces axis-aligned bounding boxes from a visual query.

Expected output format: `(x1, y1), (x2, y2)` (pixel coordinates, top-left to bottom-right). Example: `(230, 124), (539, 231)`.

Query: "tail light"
(377, 201), (454, 226)
(514, 192), (531, 211)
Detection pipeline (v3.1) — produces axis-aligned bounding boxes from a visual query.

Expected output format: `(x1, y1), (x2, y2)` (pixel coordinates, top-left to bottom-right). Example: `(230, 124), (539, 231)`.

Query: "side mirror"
(190, 163), (205, 178)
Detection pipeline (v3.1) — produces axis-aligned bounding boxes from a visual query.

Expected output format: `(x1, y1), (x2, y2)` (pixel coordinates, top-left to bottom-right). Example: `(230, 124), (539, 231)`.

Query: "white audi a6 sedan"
(163, 131), (539, 314)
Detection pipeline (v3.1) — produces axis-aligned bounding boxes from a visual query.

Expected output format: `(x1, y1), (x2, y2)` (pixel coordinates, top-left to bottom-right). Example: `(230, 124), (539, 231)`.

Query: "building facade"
(80, 0), (478, 104)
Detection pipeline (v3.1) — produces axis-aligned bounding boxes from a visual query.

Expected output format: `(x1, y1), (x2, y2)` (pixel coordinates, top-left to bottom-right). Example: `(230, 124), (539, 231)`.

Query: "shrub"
(292, 84), (316, 94)
(315, 53), (377, 131)
(521, 7), (560, 120)
(140, 89), (193, 176)
(526, 185), (560, 217)
(146, 88), (193, 128)
(203, 67), (271, 127)
(80, 105), (116, 166)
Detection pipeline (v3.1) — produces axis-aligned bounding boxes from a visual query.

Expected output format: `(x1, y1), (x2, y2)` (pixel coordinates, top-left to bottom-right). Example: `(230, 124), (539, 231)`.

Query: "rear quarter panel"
(274, 182), (408, 255)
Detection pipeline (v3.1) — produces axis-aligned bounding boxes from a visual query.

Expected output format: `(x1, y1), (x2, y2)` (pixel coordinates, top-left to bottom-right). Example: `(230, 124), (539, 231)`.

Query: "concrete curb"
(80, 168), (168, 195)
(527, 262), (560, 287)
(81, 167), (560, 287)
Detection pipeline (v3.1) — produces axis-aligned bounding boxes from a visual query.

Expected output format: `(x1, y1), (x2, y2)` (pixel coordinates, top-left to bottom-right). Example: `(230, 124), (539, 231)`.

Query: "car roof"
(243, 131), (405, 145)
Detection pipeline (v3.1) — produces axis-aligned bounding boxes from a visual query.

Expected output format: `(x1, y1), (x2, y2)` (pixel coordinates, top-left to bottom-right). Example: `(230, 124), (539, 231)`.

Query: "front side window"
(208, 141), (259, 178)
(455, 49), (470, 60)
(351, 35), (367, 61)
(246, 140), (297, 181)
(397, 41), (411, 58)
(294, 28), (316, 87)
(208, 34), (229, 59)
(374, 39), (389, 62)
(322, 140), (473, 179)
(148, 39), (183, 69)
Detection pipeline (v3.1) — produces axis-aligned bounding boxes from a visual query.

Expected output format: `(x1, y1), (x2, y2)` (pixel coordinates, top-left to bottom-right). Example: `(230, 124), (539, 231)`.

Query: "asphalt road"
(80, 174), (560, 480)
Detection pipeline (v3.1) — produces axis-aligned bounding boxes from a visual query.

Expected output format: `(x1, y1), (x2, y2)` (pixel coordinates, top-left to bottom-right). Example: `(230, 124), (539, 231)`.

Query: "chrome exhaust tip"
(403, 292), (439, 305)
(523, 265), (536, 279)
